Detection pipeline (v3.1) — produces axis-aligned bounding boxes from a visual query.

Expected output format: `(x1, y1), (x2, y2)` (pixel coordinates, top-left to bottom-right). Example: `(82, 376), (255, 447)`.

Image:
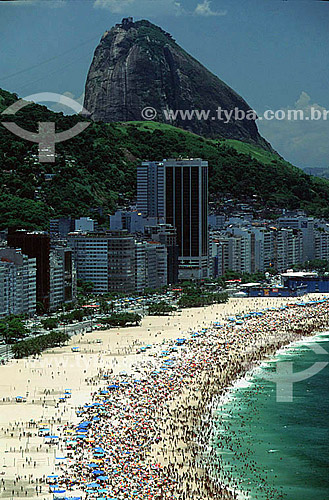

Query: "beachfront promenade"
(0, 296), (328, 500)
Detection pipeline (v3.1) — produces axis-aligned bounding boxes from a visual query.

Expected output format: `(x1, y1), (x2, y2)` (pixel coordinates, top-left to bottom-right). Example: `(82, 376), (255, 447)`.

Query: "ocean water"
(210, 332), (329, 500)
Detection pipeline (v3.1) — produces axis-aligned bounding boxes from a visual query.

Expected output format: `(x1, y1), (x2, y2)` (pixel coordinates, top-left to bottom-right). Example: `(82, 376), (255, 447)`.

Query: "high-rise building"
(49, 242), (77, 311)
(135, 241), (168, 293)
(315, 230), (329, 261)
(0, 248), (36, 317)
(137, 159), (209, 279)
(277, 216), (315, 261)
(137, 162), (166, 218)
(163, 159), (209, 280)
(7, 230), (51, 311)
(68, 231), (136, 294)
(144, 224), (179, 285)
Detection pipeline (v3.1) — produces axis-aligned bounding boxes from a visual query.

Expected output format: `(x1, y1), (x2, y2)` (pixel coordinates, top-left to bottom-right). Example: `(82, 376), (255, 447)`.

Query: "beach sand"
(0, 295), (325, 500)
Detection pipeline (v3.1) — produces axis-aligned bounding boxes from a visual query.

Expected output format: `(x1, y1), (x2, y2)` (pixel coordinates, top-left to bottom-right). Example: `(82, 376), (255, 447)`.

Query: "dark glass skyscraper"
(163, 159), (209, 280)
(137, 158), (209, 279)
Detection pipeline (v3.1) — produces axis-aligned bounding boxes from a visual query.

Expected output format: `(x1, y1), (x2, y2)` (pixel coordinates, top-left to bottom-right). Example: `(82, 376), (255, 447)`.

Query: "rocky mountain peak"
(83, 18), (271, 149)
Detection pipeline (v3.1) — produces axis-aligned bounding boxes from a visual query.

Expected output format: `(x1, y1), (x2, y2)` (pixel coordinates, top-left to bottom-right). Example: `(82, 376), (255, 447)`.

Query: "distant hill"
(84, 18), (271, 150)
(1, 88), (329, 230)
(302, 166), (329, 180)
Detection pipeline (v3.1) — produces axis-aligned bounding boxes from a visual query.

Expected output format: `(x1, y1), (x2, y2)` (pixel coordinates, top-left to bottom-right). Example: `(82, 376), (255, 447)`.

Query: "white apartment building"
(0, 248), (36, 317)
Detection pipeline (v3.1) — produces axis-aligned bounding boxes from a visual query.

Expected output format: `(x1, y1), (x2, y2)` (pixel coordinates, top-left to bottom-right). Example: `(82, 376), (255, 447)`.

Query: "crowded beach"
(1, 296), (329, 500)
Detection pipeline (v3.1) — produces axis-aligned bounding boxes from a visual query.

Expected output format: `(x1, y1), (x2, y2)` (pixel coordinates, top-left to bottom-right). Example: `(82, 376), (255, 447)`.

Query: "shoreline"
(149, 297), (329, 500)
(205, 328), (329, 500)
(0, 296), (328, 500)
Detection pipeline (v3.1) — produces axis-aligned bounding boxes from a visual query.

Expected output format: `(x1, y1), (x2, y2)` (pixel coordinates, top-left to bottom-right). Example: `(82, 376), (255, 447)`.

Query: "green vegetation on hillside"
(1, 88), (329, 229)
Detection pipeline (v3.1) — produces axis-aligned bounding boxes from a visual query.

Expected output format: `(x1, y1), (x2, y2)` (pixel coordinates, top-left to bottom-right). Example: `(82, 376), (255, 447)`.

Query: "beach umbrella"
(86, 482), (99, 488)
(94, 446), (105, 453)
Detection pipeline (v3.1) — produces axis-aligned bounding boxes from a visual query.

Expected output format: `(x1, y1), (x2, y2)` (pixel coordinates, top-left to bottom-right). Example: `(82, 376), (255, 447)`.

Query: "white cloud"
(94, 0), (184, 17)
(94, 0), (135, 14)
(258, 92), (329, 168)
(194, 0), (227, 17)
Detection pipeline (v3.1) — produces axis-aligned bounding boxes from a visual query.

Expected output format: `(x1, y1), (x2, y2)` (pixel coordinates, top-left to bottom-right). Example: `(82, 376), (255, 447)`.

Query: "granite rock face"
(84, 18), (270, 148)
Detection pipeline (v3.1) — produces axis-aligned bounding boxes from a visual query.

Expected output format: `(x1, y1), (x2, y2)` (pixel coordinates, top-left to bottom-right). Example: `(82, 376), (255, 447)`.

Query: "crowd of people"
(47, 297), (329, 500)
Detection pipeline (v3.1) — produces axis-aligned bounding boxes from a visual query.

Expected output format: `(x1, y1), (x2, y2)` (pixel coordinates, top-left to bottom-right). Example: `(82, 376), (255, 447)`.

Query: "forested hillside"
(1, 88), (328, 229)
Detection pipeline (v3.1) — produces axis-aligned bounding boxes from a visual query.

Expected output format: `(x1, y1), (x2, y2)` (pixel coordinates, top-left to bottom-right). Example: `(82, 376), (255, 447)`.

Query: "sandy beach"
(0, 295), (328, 500)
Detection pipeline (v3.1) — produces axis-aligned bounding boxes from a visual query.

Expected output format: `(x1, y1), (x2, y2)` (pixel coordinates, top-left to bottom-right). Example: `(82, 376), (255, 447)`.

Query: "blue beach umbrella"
(86, 482), (99, 488)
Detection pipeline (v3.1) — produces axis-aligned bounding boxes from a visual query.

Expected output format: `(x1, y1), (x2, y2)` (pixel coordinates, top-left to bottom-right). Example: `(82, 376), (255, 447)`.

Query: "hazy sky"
(1, 0), (328, 169)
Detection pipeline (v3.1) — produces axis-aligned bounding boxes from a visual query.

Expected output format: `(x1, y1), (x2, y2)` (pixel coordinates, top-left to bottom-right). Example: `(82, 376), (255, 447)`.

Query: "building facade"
(0, 248), (36, 317)
(68, 231), (136, 294)
(7, 230), (51, 311)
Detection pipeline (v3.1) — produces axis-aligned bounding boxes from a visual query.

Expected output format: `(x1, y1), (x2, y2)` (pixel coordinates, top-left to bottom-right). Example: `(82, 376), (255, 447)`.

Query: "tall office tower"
(163, 159), (209, 280)
(137, 161), (165, 218)
(7, 230), (51, 311)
